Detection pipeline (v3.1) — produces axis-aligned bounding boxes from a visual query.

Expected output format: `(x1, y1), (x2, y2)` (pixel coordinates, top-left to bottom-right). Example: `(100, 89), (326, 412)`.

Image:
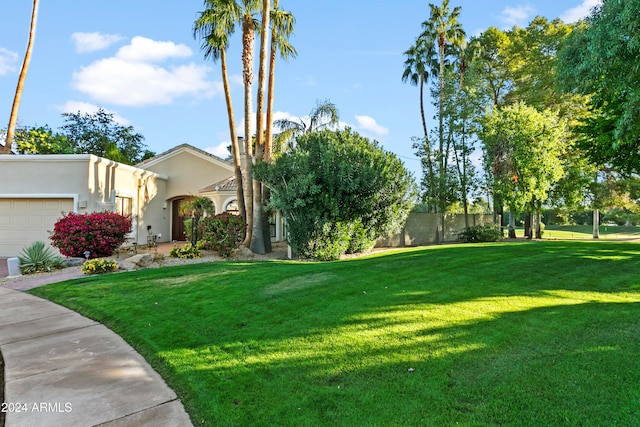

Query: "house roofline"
(0, 153), (168, 180)
(136, 143), (233, 171)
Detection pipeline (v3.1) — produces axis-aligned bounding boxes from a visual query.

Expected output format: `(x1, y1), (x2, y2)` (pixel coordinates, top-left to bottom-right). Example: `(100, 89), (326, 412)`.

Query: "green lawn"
(30, 241), (640, 426)
(531, 224), (640, 240)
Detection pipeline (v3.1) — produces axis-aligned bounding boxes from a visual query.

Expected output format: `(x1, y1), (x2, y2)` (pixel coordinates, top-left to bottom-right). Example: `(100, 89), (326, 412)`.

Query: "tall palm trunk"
(241, 14), (255, 246)
(220, 49), (246, 225)
(3, 0), (39, 154)
(250, 0), (270, 254)
(262, 0), (280, 254)
(419, 73), (435, 202)
(265, 0), (279, 163)
(436, 37), (446, 243)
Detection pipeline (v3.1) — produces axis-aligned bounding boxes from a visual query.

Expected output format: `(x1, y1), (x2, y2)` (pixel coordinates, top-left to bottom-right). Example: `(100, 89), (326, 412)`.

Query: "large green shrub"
(457, 225), (503, 243)
(50, 211), (132, 257)
(200, 213), (246, 257)
(304, 222), (351, 261)
(18, 241), (65, 274)
(255, 129), (416, 260)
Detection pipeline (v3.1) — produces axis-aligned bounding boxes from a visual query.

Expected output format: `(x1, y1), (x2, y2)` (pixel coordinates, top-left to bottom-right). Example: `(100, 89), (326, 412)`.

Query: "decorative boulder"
(126, 253), (155, 268)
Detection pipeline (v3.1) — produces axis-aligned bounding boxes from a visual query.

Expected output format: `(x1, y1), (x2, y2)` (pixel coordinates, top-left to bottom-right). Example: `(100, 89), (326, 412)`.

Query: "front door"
(172, 199), (189, 241)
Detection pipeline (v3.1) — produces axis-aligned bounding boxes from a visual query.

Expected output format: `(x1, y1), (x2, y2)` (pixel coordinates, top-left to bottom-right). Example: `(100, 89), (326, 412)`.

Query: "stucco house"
(0, 143), (283, 258)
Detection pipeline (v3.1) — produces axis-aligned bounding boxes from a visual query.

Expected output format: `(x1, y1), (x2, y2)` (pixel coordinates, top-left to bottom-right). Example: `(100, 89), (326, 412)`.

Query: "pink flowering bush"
(50, 212), (132, 258)
(200, 213), (246, 257)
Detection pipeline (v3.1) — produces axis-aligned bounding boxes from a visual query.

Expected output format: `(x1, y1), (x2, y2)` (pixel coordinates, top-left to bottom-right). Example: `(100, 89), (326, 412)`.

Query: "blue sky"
(1, 0), (600, 179)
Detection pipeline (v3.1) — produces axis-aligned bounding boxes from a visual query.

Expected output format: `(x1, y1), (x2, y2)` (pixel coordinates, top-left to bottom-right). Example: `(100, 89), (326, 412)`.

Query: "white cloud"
(499, 4), (536, 27)
(71, 32), (124, 53)
(355, 115), (389, 137)
(560, 0), (602, 23)
(205, 142), (231, 159)
(71, 36), (221, 107)
(115, 36), (192, 63)
(57, 101), (131, 125)
(0, 48), (18, 76)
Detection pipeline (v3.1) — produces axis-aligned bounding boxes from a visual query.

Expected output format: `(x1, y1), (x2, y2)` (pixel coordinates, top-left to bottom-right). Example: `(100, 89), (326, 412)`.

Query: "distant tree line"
(403, 0), (640, 239)
(2, 108), (154, 165)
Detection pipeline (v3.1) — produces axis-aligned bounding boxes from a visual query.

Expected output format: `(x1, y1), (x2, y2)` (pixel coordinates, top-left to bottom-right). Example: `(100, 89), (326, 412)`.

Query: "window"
(225, 200), (239, 214)
(269, 212), (276, 238)
(115, 196), (132, 217)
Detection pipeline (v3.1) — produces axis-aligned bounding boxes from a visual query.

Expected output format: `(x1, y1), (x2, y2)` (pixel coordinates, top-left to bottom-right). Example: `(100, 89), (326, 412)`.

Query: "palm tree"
(194, 0), (246, 227)
(3, 0), (39, 154)
(195, 0), (260, 247)
(402, 35), (438, 213)
(273, 99), (339, 154)
(264, 0), (296, 162)
(249, 0), (271, 254)
(261, 0), (296, 253)
(240, 0), (262, 247)
(421, 0), (465, 242)
(402, 35), (437, 143)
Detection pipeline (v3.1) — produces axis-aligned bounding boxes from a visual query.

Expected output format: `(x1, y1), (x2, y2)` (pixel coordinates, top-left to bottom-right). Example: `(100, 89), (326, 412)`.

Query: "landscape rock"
(118, 261), (138, 271)
(232, 246), (255, 260)
(125, 254), (155, 268)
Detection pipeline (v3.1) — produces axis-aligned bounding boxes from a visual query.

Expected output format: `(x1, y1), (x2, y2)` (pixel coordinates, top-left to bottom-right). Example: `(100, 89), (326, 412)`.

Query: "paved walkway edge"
(0, 287), (193, 427)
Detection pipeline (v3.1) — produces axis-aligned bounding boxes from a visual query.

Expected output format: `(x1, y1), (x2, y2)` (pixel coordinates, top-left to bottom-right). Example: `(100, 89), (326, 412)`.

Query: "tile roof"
(200, 176), (237, 193)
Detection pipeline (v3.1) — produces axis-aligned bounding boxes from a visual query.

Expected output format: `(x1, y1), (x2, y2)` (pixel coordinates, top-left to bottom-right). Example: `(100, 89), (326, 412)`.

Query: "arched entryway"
(171, 197), (193, 241)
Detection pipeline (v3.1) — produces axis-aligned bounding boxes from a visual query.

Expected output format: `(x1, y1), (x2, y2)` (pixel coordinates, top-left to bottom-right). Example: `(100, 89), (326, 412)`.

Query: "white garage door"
(0, 198), (74, 257)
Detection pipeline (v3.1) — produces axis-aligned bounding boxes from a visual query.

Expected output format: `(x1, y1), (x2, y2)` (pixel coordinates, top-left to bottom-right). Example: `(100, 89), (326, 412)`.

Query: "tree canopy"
(61, 108), (153, 165)
(479, 102), (565, 213)
(556, 0), (640, 173)
(254, 129), (416, 260)
(4, 109), (153, 164)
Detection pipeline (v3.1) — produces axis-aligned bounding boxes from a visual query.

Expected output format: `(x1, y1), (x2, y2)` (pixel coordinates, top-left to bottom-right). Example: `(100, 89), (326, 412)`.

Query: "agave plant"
(18, 241), (65, 274)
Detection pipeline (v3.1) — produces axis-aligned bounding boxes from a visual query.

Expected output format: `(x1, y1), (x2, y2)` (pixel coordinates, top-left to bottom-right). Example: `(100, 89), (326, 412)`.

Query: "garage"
(0, 198), (74, 257)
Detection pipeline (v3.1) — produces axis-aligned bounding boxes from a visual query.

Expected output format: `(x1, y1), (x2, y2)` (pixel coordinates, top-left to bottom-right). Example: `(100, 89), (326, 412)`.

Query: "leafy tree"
(506, 17), (572, 111)
(446, 67), (480, 228)
(557, 1), (640, 173)
(60, 108), (153, 164)
(467, 27), (514, 109)
(479, 102), (565, 238)
(13, 125), (74, 154)
(194, 0), (247, 226)
(469, 17), (588, 229)
(254, 129), (417, 260)
(3, 0), (39, 154)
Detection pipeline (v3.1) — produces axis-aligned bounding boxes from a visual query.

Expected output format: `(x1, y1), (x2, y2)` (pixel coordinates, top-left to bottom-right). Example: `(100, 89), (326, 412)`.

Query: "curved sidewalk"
(0, 283), (193, 426)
